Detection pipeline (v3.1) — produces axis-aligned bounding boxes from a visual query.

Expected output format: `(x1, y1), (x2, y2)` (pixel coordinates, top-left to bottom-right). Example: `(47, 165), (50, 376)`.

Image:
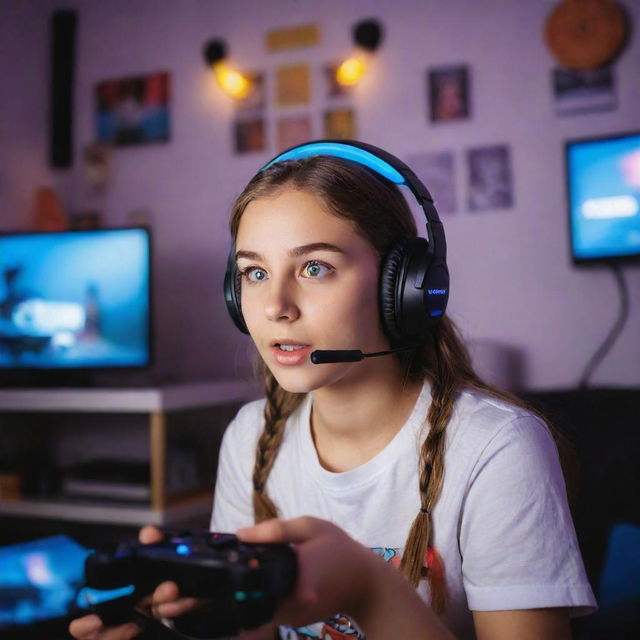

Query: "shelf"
(0, 491), (214, 526)
(0, 379), (260, 413)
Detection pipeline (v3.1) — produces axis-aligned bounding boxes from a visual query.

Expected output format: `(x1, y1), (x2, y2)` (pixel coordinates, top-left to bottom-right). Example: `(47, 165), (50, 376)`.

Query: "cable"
(578, 263), (630, 389)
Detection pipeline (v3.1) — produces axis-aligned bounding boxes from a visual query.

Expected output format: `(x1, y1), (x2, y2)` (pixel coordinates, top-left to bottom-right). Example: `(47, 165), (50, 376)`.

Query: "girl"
(71, 142), (595, 640)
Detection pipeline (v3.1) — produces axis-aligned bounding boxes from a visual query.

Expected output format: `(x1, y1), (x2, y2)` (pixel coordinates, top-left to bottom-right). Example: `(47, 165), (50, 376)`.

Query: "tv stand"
(0, 369), (94, 388)
(0, 380), (259, 528)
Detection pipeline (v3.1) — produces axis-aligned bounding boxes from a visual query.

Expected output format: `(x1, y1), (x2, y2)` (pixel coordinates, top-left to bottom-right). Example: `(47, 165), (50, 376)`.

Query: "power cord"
(578, 263), (630, 389)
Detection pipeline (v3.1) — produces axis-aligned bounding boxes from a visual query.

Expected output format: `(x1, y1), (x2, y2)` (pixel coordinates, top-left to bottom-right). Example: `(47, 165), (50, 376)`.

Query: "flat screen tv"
(0, 227), (151, 373)
(565, 130), (640, 264)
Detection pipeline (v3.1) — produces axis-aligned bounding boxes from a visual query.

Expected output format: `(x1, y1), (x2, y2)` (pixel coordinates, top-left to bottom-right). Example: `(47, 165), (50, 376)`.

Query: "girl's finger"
(237, 516), (328, 544)
(68, 614), (103, 638)
(152, 580), (180, 604)
(153, 596), (202, 618)
(68, 614), (140, 640)
(138, 525), (163, 544)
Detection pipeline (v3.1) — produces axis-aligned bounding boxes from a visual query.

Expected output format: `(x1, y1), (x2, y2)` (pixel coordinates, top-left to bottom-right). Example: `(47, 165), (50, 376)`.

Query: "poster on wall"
(83, 142), (110, 191)
(467, 145), (513, 211)
(266, 23), (320, 52)
(277, 116), (312, 152)
(428, 65), (470, 123)
(324, 62), (353, 98)
(324, 108), (355, 139)
(276, 64), (311, 107)
(95, 71), (170, 146)
(552, 67), (616, 116)
(405, 151), (457, 214)
(234, 72), (266, 114)
(234, 118), (266, 154)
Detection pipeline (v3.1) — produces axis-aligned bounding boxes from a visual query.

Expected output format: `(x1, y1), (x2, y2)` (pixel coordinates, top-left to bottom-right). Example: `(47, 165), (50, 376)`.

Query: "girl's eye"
(241, 267), (268, 283)
(302, 261), (332, 278)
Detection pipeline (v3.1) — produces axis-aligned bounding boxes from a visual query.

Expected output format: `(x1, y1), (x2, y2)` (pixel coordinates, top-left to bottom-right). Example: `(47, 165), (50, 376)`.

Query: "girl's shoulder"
(450, 387), (551, 451)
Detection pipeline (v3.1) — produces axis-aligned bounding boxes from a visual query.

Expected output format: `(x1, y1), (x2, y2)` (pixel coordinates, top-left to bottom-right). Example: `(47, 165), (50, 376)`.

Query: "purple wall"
(1, 0), (638, 389)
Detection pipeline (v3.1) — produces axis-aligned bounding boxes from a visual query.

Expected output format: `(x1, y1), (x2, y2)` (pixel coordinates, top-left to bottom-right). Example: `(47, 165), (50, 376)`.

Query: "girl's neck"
(309, 364), (423, 472)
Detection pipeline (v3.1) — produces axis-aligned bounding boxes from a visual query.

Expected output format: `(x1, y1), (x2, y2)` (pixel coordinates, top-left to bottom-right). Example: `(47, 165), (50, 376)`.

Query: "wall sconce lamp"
(336, 19), (384, 87)
(203, 38), (251, 100)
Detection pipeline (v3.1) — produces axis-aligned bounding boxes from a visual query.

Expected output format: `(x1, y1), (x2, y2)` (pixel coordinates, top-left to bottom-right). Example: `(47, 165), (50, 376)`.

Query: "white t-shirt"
(211, 382), (596, 639)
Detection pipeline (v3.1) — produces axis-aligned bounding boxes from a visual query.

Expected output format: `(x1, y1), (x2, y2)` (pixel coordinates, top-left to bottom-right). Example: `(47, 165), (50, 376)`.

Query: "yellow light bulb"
(336, 56), (366, 86)
(214, 63), (251, 100)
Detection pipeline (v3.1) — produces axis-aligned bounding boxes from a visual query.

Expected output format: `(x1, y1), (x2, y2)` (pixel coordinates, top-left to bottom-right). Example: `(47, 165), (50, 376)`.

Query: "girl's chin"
(269, 366), (345, 394)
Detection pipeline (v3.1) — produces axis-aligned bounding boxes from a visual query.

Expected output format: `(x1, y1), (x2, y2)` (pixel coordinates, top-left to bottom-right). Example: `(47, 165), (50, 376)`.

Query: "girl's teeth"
(279, 344), (306, 351)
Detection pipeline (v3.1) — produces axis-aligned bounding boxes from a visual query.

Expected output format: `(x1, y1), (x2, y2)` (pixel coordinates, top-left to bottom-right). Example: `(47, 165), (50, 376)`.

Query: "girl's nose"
(264, 278), (300, 323)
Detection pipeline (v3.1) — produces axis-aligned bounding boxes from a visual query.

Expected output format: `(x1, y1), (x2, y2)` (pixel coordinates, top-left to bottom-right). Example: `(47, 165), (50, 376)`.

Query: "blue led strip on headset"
(263, 142), (406, 185)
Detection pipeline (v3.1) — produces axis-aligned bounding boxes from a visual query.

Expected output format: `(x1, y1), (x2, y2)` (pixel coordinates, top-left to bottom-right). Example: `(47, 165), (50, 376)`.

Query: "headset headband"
(261, 140), (446, 261)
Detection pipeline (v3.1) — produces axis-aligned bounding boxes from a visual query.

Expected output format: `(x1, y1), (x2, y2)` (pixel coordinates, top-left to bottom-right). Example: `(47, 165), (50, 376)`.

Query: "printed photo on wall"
(467, 145), (513, 211)
(428, 65), (470, 123)
(234, 118), (265, 154)
(83, 142), (111, 191)
(324, 62), (353, 98)
(95, 71), (170, 146)
(234, 72), (266, 113)
(324, 108), (355, 139)
(266, 23), (320, 52)
(552, 66), (616, 116)
(277, 116), (312, 152)
(405, 151), (457, 214)
(276, 63), (311, 107)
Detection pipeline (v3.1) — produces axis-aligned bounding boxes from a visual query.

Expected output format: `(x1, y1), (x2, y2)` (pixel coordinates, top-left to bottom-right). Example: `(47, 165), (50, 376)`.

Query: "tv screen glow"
(566, 131), (640, 263)
(0, 228), (150, 370)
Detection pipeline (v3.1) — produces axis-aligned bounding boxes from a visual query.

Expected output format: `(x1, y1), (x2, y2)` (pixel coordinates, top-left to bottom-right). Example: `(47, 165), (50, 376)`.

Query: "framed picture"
(277, 116), (312, 152)
(95, 71), (170, 146)
(406, 151), (457, 214)
(234, 72), (266, 114)
(324, 108), (355, 139)
(324, 62), (353, 98)
(552, 66), (616, 116)
(428, 65), (470, 123)
(234, 118), (266, 154)
(276, 63), (311, 107)
(467, 145), (513, 211)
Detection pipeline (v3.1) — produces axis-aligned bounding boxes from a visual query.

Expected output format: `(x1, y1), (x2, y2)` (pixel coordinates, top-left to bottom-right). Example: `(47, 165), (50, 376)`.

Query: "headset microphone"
(311, 346), (417, 364)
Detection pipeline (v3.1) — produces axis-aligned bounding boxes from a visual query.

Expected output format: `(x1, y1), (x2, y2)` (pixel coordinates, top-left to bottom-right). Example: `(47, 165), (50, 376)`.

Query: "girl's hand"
(236, 516), (377, 629)
(69, 525), (198, 639)
(237, 517), (455, 640)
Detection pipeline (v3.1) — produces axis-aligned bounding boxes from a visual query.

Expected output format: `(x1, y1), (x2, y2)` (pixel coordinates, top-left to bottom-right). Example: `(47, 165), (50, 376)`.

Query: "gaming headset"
(223, 140), (449, 346)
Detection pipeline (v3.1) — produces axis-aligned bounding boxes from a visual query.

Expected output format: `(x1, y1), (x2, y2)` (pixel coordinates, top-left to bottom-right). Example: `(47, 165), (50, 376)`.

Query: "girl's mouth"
(271, 343), (312, 365)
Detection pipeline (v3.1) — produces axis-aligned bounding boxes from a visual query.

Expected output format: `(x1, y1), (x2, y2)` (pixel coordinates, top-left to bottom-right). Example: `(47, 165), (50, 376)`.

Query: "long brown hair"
(229, 155), (569, 614)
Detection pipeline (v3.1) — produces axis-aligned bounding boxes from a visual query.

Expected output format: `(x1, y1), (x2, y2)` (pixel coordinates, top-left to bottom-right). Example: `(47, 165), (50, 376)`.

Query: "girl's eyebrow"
(236, 242), (345, 261)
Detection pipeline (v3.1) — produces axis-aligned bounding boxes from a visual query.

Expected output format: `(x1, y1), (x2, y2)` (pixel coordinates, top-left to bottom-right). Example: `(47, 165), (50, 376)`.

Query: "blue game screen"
(0, 536), (90, 628)
(566, 132), (640, 262)
(0, 228), (150, 369)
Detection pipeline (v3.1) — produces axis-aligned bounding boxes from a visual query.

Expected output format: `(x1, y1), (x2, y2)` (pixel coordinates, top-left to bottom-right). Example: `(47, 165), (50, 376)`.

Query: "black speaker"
(49, 9), (77, 168)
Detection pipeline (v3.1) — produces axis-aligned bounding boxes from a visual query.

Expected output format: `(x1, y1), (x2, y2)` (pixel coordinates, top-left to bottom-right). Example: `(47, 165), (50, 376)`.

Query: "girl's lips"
(271, 344), (312, 366)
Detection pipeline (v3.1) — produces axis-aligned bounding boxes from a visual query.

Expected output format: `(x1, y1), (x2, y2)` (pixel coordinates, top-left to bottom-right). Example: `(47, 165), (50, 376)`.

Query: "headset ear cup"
(233, 268), (245, 330)
(224, 249), (249, 334)
(379, 241), (406, 343)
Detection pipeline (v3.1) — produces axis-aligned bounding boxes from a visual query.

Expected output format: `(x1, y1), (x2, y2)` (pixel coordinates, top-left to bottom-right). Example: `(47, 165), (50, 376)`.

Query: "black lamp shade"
(203, 39), (226, 66)
(353, 19), (383, 51)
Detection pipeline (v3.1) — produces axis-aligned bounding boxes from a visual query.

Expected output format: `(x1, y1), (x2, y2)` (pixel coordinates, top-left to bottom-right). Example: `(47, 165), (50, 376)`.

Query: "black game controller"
(83, 531), (297, 638)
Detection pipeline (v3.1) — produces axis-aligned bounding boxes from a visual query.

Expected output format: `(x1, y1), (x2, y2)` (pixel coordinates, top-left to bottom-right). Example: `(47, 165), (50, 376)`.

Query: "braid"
(252, 367), (304, 522)
(399, 330), (455, 613)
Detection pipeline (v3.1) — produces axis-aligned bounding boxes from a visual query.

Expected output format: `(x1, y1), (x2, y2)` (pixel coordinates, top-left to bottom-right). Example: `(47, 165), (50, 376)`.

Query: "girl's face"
(235, 187), (391, 394)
